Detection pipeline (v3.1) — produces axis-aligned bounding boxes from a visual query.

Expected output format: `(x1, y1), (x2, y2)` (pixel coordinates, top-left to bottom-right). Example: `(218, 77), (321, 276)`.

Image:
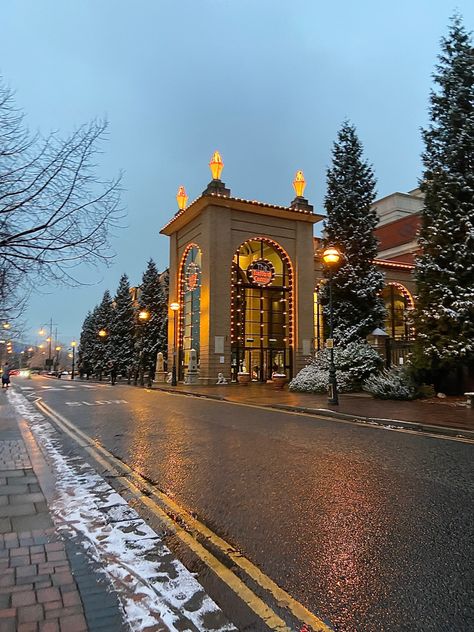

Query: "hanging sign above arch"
(247, 259), (275, 286)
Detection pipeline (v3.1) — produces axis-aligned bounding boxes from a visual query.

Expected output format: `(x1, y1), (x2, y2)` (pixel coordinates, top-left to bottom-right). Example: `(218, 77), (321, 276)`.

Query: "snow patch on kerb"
(10, 390), (235, 632)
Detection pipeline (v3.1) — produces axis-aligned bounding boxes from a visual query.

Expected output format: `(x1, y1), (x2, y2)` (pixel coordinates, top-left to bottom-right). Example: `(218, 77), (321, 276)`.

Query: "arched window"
(381, 283), (415, 340)
(231, 238), (294, 381)
(178, 244), (202, 374)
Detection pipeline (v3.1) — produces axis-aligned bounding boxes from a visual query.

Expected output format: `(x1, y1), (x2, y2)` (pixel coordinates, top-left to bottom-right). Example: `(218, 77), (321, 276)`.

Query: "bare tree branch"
(0, 77), (124, 321)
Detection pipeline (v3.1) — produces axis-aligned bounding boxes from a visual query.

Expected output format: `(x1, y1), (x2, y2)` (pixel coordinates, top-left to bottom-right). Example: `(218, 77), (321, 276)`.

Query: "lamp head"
(322, 247), (342, 266)
(98, 329), (107, 338)
(138, 310), (150, 321)
(170, 302), (180, 312)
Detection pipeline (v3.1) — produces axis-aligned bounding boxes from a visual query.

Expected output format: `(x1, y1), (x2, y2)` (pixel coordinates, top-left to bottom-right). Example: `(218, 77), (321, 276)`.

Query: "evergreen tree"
(90, 290), (114, 378)
(413, 15), (474, 376)
(110, 274), (135, 378)
(138, 260), (167, 385)
(321, 121), (385, 343)
(78, 310), (97, 377)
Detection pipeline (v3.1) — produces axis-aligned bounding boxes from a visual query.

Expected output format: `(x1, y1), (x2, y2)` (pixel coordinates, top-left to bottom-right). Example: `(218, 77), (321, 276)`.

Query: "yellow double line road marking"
(35, 398), (333, 632)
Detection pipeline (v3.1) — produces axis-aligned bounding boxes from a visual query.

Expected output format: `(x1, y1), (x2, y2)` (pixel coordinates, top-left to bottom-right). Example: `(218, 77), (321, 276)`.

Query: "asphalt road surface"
(14, 376), (474, 631)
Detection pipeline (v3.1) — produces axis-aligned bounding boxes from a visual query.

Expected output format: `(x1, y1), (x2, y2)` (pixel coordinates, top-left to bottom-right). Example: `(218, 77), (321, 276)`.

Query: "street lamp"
(322, 247), (342, 405)
(70, 341), (77, 380)
(170, 302), (180, 386)
(137, 310), (150, 386)
(97, 330), (107, 380)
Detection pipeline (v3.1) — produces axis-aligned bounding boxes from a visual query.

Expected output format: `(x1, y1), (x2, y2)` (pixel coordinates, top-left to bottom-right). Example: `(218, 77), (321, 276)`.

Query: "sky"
(1, 0), (473, 344)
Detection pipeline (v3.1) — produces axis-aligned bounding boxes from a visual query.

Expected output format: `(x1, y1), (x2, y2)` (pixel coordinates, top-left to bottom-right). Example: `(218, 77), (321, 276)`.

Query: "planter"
(237, 372), (251, 385)
(272, 374), (287, 390)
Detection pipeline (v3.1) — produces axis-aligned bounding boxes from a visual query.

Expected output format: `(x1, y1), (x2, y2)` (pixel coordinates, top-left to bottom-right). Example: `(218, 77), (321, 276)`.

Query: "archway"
(381, 282), (415, 339)
(178, 244), (202, 378)
(231, 237), (294, 381)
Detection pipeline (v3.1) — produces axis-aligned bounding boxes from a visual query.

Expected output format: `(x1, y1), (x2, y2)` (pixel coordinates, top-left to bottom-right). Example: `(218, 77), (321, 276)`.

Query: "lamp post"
(322, 247), (342, 405)
(98, 329), (107, 381)
(70, 341), (77, 380)
(137, 310), (150, 386)
(170, 302), (180, 386)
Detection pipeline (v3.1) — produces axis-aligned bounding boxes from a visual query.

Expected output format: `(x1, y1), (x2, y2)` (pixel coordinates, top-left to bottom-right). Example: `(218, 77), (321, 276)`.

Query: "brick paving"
(0, 397), (128, 632)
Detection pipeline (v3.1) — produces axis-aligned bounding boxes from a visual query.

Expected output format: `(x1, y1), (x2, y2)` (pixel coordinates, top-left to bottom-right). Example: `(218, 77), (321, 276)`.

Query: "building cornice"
(160, 193), (323, 235)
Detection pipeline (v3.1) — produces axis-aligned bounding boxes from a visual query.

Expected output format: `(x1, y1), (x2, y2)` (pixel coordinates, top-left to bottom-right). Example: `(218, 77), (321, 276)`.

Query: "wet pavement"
(154, 382), (474, 433)
(14, 376), (474, 632)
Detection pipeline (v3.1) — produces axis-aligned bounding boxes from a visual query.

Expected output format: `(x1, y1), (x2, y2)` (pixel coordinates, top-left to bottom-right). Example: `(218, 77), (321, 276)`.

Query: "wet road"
(17, 377), (474, 631)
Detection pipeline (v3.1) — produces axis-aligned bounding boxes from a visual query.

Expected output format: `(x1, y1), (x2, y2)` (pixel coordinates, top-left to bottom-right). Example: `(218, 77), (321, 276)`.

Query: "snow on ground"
(9, 390), (236, 632)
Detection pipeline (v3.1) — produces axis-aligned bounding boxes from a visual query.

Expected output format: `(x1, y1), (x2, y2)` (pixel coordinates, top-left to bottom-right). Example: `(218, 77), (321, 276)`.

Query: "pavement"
(0, 387), (236, 632)
(149, 381), (474, 437)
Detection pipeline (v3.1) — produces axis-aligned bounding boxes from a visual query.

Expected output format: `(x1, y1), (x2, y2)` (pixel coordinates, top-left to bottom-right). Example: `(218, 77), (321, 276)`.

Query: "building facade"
(161, 154), (419, 384)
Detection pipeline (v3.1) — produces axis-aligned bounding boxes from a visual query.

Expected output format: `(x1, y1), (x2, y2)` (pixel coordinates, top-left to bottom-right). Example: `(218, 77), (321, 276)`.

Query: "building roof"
(160, 192), (323, 235)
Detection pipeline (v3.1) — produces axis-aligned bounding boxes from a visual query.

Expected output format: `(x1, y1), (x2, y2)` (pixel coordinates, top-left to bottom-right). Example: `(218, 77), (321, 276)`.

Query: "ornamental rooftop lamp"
(292, 170), (306, 198)
(202, 150), (230, 197)
(176, 185), (188, 212)
(209, 151), (224, 180)
(290, 169), (313, 213)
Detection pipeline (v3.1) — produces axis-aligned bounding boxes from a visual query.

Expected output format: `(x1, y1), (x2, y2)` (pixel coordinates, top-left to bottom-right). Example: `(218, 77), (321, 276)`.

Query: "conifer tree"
(321, 121), (385, 343)
(413, 15), (474, 376)
(137, 260), (167, 385)
(91, 290), (114, 378)
(110, 274), (135, 378)
(78, 310), (96, 377)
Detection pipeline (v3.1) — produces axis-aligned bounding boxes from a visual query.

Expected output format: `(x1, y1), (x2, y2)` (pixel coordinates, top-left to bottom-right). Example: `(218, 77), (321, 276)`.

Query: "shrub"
(363, 367), (417, 400)
(290, 342), (382, 393)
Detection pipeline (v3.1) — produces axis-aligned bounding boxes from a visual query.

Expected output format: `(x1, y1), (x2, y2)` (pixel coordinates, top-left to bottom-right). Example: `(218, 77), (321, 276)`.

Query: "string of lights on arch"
(177, 243), (202, 352)
(230, 237), (294, 348)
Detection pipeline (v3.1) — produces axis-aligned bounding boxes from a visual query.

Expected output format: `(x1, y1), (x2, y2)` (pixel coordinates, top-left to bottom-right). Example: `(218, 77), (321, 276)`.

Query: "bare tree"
(0, 78), (123, 321)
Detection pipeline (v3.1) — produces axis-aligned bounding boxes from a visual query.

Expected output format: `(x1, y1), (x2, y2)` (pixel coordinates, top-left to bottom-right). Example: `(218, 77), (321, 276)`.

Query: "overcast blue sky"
(1, 1), (472, 343)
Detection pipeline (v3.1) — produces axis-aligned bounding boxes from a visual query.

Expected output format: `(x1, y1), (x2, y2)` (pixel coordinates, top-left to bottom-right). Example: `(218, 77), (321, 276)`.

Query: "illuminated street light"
(2, 323), (11, 330)
(38, 329), (45, 336)
(322, 246), (342, 406)
(138, 310), (150, 321)
(98, 329), (107, 338)
(70, 341), (77, 380)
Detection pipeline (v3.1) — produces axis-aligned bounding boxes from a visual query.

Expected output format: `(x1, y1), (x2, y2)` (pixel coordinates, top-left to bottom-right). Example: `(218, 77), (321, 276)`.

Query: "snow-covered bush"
(289, 342), (382, 393)
(363, 367), (417, 400)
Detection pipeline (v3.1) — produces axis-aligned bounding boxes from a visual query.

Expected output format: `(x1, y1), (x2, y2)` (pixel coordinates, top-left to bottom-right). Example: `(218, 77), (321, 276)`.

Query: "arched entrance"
(178, 244), (202, 379)
(381, 282), (415, 339)
(231, 238), (294, 382)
